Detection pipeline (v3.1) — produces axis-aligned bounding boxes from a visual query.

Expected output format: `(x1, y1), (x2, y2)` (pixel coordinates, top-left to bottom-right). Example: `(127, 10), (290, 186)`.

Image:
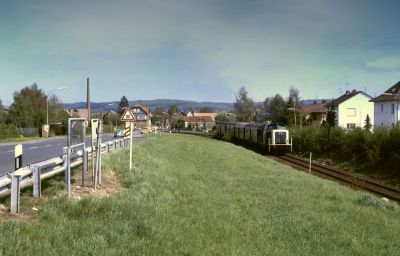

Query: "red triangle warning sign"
(121, 108), (136, 121)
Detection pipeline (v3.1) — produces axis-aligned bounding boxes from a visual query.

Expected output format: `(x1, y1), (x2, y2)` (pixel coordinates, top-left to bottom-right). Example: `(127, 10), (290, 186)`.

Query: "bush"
(342, 128), (371, 166)
(0, 124), (19, 139)
(291, 125), (400, 173)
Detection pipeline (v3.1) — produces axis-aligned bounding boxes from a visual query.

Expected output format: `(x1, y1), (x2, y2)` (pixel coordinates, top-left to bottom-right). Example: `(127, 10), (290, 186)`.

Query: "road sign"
(121, 108), (136, 122)
(91, 119), (99, 143)
(124, 123), (131, 138)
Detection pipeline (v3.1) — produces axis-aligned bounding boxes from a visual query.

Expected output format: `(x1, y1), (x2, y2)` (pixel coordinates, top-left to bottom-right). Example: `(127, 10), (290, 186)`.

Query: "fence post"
(10, 173), (21, 213)
(32, 166), (41, 198)
(82, 149), (88, 187)
(107, 143), (110, 153)
(309, 152), (312, 174)
(114, 140), (117, 150)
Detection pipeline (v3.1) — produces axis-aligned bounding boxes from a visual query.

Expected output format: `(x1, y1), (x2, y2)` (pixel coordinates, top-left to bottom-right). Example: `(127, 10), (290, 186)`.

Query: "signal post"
(121, 108), (136, 170)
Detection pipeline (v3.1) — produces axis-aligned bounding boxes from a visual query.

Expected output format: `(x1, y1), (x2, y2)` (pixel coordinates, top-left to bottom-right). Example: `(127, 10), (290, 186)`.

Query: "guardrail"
(1, 138), (130, 213)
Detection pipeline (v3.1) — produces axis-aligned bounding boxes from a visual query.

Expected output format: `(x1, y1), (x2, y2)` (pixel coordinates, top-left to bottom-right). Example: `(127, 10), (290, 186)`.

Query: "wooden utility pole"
(87, 78), (90, 122)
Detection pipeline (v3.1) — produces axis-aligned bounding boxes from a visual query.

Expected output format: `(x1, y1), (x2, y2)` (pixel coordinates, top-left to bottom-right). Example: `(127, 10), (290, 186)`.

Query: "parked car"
(114, 128), (124, 138)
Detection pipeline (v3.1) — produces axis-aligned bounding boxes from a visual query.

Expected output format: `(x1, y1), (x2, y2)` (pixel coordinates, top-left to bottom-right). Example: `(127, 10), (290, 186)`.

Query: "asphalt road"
(0, 134), (118, 176)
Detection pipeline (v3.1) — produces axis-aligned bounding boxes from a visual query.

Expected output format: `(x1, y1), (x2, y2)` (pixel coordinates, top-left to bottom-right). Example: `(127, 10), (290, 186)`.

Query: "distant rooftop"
(371, 81), (400, 102)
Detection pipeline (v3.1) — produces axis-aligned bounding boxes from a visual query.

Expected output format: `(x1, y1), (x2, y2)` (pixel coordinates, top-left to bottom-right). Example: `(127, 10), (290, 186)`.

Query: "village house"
(182, 115), (215, 131)
(331, 90), (374, 129)
(131, 103), (152, 129)
(302, 102), (327, 127)
(370, 81), (400, 128)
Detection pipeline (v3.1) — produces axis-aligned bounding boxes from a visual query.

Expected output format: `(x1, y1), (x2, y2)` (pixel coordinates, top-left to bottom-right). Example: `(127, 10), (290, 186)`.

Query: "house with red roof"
(131, 103), (152, 129)
(302, 103), (327, 127)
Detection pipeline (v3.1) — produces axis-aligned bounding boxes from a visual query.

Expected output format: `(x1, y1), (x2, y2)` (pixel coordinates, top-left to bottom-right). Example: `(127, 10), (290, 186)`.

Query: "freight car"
(215, 121), (292, 153)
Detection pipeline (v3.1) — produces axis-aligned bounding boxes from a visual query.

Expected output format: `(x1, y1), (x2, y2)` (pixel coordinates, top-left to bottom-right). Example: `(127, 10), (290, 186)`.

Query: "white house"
(332, 90), (374, 129)
(370, 81), (400, 128)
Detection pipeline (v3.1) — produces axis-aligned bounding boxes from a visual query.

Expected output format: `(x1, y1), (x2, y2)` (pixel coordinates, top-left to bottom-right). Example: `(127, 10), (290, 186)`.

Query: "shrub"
(0, 124), (19, 139)
(291, 125), (400, 173)
(342, 128), (371, 166)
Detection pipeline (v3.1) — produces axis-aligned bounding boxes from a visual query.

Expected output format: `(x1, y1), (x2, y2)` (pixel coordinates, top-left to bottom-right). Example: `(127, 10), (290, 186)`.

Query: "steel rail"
(275, 154), (400, 202)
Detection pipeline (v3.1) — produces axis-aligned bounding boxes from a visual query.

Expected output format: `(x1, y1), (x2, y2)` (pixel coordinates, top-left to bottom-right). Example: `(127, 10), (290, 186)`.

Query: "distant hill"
(62, 98), (328, 114)
(63, 99), (234, 113)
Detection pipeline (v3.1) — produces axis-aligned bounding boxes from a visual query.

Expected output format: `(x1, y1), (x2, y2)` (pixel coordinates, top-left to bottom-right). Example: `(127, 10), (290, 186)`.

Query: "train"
(215, 121), (292, 153)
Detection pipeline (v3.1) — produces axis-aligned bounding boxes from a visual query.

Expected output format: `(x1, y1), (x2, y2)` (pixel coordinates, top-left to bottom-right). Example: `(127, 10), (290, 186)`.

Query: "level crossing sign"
(121, 108), (136, 122)
(121, 108), (135, 170)
(124, 122), (131, 138)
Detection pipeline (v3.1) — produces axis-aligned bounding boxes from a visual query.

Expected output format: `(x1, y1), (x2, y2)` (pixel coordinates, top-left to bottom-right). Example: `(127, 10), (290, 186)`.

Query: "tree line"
(233, 86), (303, 127)
(0, 83), (68, 137)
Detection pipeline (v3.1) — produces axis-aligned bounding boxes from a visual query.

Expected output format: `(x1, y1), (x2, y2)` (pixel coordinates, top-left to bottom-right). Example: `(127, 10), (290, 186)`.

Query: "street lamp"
(46, 87), (66, 126)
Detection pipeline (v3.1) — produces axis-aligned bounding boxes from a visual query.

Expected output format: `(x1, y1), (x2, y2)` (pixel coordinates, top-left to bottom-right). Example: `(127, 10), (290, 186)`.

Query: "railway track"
(273, 154), (400, 202)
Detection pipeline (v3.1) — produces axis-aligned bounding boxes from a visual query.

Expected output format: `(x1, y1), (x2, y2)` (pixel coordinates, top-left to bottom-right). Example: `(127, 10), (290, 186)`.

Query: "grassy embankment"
(0, 133), (399, 255)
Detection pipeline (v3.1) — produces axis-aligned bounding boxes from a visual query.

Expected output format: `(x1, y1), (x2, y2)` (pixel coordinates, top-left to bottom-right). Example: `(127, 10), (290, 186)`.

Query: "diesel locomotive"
(215, 121), (292, 153)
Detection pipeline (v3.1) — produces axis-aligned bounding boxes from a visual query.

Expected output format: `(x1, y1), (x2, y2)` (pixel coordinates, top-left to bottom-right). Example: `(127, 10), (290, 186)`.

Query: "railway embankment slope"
(0, 133), (399, 255)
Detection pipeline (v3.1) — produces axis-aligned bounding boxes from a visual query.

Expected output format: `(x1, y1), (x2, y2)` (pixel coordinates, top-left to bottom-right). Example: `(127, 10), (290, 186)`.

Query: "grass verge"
(0, 133), (399, 255)
(0, 137), (42, 143)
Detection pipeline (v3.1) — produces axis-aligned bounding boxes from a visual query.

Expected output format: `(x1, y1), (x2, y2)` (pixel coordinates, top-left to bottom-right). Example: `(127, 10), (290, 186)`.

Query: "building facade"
(332, 90), (374, 129)
(370, 81), (400, 127)
(131, 104), (151, 129)
(182, 116), (215, 131)
(302, 103), (327, 127)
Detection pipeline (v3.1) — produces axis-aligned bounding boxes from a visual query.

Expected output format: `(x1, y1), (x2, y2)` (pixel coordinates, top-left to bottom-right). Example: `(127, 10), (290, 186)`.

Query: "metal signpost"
(66, 118), (86, 198)
(121, 108), (135, 170)
(94, 120), (103, 189)
(91, 119), (99, 183)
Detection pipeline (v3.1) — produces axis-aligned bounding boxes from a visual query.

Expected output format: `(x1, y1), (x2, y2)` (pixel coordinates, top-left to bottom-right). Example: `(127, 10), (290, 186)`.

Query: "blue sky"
(1, 0), (400, 105)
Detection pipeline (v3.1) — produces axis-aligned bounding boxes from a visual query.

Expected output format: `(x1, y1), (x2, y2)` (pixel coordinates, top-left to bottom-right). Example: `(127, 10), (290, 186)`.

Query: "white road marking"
(7, 150), (14, 153)
(28, 146), (38, 150)
(44, 144), (52, 147)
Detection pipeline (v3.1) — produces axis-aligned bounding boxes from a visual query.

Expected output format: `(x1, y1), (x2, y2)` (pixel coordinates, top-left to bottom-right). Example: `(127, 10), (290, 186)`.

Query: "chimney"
(352, 89), (357, 94)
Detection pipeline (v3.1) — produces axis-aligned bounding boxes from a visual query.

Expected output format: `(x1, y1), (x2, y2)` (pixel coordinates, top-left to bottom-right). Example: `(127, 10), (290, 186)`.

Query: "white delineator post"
(129, 122), (133, 170)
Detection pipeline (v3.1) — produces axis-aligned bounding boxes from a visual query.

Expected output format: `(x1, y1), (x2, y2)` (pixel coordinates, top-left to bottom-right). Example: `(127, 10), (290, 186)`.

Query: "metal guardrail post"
(10, 173), (21, 213)
(33, 166), (41, 198)
(107, 143), (110, 153)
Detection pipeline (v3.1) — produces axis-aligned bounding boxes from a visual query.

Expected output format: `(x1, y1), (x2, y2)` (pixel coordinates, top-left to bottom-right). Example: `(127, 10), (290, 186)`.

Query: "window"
(347, 123), (356, 129)
(346, 108), (356, 116)
(381, 104), (384, 112)
(392, 104), (395, 114)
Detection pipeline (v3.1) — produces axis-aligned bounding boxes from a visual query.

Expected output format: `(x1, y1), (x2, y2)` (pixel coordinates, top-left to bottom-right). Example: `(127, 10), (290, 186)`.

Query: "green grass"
(0, 133), (399, 255)
(0, 137), (42, 143)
